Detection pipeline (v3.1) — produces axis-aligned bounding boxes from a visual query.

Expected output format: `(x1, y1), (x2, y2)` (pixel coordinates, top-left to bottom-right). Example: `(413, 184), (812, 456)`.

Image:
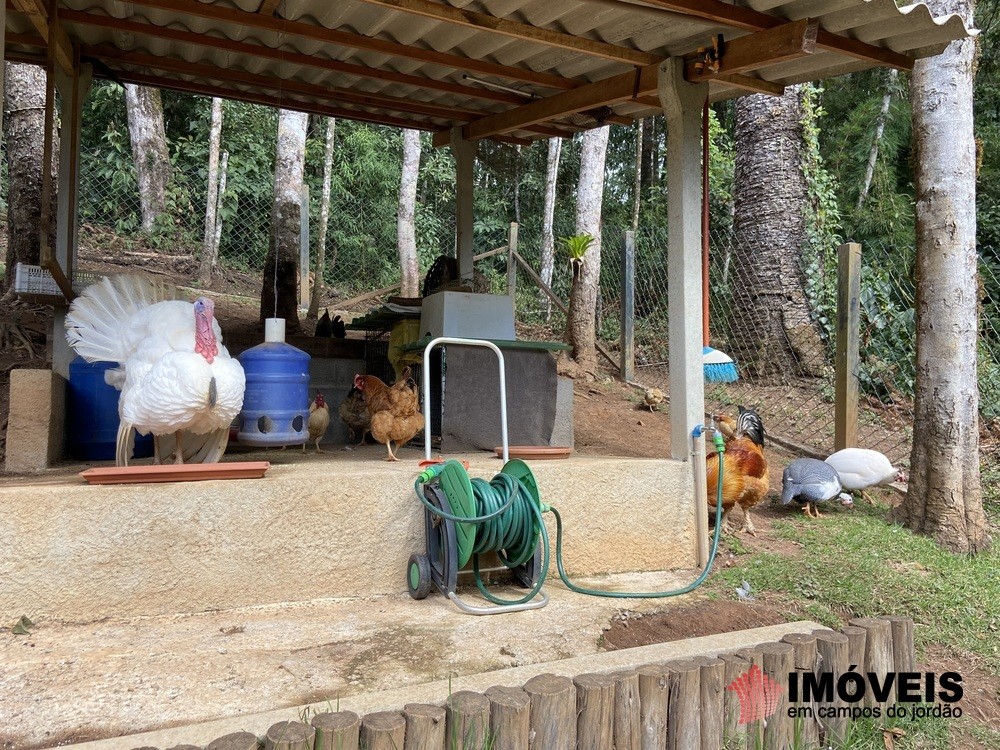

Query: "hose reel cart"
(407, 458), (550, 615)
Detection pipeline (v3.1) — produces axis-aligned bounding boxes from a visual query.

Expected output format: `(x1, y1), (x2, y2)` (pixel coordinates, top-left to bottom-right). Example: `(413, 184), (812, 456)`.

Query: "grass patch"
(711, 501), (1000, 671)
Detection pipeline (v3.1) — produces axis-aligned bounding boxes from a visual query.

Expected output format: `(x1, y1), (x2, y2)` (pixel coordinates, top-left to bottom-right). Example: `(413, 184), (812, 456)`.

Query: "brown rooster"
(706, 406), (769, 535)
(353, 367), (424, 461)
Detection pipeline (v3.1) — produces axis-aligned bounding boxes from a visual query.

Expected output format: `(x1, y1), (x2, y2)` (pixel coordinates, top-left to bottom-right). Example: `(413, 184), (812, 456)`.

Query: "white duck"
(65, 275), (245, 466)
(825, 448), (905, 503)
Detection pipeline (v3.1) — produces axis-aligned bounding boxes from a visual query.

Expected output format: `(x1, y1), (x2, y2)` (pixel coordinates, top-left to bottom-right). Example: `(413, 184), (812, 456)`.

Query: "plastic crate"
(14, 263), (101, 303)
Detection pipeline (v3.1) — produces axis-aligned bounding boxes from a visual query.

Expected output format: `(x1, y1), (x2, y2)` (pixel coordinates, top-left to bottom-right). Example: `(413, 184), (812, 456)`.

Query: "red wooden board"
(79, 461), (271, 485)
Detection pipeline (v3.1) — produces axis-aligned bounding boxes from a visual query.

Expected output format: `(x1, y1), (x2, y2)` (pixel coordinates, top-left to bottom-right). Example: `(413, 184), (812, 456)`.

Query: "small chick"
(304, 392), (331, 453)
(332, 315), (347, 339)
(644, 387), (665, 412)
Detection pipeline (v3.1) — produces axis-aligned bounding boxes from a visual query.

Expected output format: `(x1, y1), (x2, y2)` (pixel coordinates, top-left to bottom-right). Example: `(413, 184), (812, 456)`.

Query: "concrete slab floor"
(0, 571), (710, 750)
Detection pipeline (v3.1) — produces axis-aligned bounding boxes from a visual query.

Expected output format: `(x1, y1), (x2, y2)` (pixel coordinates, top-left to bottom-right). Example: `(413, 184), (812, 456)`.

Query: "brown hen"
(706, 406), (769, 535)
(353, 367), (424, 461)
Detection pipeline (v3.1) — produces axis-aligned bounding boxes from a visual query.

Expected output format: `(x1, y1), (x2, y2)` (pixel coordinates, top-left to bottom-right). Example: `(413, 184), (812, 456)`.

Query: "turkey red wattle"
(193, 297), (219, 364)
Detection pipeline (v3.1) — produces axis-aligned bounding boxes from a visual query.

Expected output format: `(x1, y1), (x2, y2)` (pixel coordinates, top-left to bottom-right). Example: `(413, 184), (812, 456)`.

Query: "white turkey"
(825, 448), (905, 504)
(65, 275), (245, 466)
(781, 458), (853, 519)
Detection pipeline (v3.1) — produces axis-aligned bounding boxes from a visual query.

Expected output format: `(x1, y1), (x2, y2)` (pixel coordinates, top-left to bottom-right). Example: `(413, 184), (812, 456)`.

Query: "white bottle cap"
(264, 318), (286, 343)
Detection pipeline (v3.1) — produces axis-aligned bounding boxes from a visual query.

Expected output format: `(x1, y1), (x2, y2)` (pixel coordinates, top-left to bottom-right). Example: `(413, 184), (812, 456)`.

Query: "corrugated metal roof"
(3, 0), (975, 141)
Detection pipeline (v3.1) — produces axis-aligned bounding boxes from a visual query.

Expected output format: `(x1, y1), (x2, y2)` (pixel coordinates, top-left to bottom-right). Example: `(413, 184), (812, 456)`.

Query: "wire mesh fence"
(53, 120), (1000, 481)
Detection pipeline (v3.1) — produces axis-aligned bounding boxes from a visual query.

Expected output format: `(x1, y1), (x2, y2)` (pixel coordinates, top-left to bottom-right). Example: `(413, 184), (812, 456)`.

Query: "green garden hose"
(414, 427), (726, 604)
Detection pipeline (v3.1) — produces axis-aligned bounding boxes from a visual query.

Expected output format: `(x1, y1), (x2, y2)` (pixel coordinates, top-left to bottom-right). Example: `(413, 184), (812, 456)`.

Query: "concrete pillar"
(55, 61), (93, 278)
(659, 59), (707, 461)
(5, 369), (66, 472)
(450, 127), (476, 280)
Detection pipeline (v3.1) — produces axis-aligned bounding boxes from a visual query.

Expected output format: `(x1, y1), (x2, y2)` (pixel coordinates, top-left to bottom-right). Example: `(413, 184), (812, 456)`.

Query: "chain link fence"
(60, 114), (1000, 488)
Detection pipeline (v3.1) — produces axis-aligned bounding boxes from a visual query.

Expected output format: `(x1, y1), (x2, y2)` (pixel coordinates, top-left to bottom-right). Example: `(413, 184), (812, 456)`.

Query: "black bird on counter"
(332, 315), (347, 339)
(315, 308), (333, 337)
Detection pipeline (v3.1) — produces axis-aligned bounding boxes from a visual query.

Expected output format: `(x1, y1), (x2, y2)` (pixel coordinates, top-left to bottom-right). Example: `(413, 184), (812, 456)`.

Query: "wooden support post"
(695, 656), (725, 750)
(758, 643), (793, 750)
(637, 664), (671, 750)
(55, 55), (93, 282)
(523, 674), (576, 750)
(447, 690), (490, 749)
(206, 732), (261, 750)
(814, 630), (850, 746)
(611, 670), (641, 750)
(299, 184), (311, 310)
(312, 711), (361, 750)
(360, 711), (406, 750)
(840, 625), (868, 679)
(735, 649), (764, 749)
(403, 703), (445, 749)
(264, 721), (316, 750)
(666, 659), (701, 750)
(719, 653), (751, 745)
(621, 230), (636, 383)
(574, 673), (615, 750)
(451, 127), (476, 280)
(485, 685), (530, 750)
(781, 633), (820, 747)
(848, 617), (895, 708)
(881, 616), (916, 673)
(507, 222), (518, 313)
(835, 242), (861, 450)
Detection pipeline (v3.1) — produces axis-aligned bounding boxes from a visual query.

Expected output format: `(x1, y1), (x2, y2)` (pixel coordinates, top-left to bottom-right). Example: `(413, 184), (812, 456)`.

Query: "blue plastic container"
(237, 341), (311, 446)
(67, 358), (154, 461)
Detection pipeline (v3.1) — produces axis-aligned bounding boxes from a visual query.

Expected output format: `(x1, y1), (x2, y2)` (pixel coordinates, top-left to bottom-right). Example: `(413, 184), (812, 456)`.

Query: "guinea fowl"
(781, 458), (853, 519)
(825, 448), (905, 503)
(65, 275), (245, 466)
(315, 309), (333, 338)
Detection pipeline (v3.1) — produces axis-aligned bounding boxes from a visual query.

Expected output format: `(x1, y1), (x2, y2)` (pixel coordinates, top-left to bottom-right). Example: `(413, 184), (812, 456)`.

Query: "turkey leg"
(153, 436), (161, 465)
(173, 431), (185, 464)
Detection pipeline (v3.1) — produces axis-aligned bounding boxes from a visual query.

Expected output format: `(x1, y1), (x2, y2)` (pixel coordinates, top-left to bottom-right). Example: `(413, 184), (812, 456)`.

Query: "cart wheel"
(407, 553), (432, 600)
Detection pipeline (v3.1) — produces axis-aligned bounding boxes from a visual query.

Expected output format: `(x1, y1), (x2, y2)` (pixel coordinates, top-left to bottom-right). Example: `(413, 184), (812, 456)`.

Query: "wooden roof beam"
(713, 73), (784, 96)
(353, 0), (660, 66)
(58, 8), (531, 106)
(630, 0), (913, 70)
(685, 18), (818, 82)
(257, 0), (282, 16)
(82, 44), (472, 122)
(10, 0), (73, 74)
(452, 19), (812, 143)
(125, 0), (579, 90)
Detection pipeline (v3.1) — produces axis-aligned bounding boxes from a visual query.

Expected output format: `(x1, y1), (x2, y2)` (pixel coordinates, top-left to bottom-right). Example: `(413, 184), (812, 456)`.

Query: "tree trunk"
(892, 0), (989, 554)
(308, 117), (336, 319)
(123, 84), (171, 233)
(260, 108), (307, 334)
(397, 128), (421, 298)
(731, 87), (825, 379)
(641, 116), (654, 191)
(540, 137), (562, 321)
(199, 97), (224, 286)
(3, 63), (57, 292)
(514, 144), (522, 226)
(631, 119), (643, 232)
(856, 69), (899, 212)
(564, 126), (609, 377)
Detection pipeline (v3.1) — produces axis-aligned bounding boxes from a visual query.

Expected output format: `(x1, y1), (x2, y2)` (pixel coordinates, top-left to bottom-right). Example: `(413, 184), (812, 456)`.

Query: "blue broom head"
(703, 345), (739, 383)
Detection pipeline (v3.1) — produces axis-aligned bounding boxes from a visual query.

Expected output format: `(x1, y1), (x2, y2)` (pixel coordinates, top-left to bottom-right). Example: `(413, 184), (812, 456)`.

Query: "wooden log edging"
(87, 618), (920, 750)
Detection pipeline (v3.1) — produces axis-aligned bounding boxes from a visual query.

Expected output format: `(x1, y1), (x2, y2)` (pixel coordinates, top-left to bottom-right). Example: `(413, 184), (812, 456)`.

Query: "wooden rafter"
(685, 18), (818, 82)
(257, 0), (282, 16)
(352, 0), (660, 66)
(82, 44), (471, 123)
(125, 0), (579, 90)
(713, 73), (784, 96)
(57, 8), (530, 106)
(628, 0), (914, 71)
(10, 0), (72, 73)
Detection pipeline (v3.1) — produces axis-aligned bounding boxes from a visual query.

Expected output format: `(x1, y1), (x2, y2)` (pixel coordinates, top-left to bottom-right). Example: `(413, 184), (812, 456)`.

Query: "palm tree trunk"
(397, 128), (421, 298)
(199, 97), (224, 285)
(540, 137), (561, 321)
(308, 117), (336, 318)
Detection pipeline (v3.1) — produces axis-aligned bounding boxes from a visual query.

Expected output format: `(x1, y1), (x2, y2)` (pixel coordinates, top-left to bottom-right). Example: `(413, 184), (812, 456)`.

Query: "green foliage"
(559, 233), (595, 263)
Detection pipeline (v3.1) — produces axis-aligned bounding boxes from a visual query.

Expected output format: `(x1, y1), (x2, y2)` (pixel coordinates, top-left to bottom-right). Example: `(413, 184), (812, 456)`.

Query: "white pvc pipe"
(422, 336), (509, 462)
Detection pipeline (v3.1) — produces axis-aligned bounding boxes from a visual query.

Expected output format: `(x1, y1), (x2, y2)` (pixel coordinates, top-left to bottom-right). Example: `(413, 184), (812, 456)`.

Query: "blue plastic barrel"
(237, 341), (311, 446)
(67, 358), (154, 461)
